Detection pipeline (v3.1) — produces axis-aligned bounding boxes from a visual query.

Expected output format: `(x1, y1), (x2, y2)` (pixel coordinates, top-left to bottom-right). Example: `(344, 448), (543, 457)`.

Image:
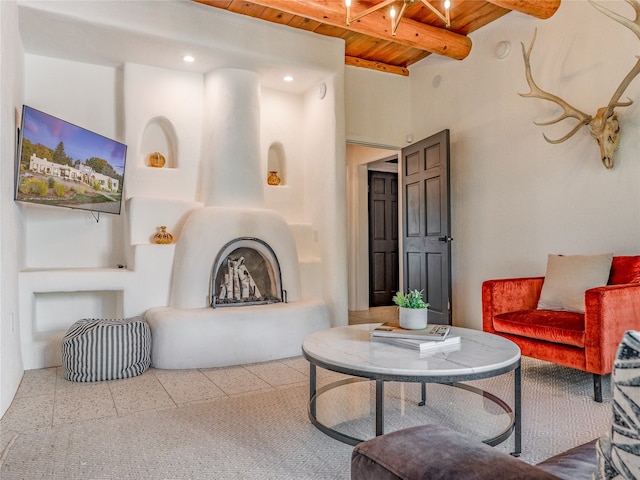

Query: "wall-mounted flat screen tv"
(15, 105), (127, 215)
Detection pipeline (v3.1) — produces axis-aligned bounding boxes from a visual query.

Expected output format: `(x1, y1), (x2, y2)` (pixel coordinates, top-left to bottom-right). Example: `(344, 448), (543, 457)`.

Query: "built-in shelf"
(34, 290), (123, 333)
(267, 142), (286, 185)
(140, 116), (178, 169)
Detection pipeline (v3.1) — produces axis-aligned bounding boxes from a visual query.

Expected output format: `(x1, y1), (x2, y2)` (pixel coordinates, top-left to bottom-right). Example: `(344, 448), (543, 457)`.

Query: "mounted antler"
(520, 0), (640, 169)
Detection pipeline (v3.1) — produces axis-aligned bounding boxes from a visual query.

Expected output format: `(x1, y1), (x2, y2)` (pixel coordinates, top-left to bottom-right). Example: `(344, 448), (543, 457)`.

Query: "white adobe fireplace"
(144, 68), (330, 369)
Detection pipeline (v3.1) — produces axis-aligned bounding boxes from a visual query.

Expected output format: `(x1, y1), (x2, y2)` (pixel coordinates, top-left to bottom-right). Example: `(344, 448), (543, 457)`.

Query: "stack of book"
(370, 323), (460, 352)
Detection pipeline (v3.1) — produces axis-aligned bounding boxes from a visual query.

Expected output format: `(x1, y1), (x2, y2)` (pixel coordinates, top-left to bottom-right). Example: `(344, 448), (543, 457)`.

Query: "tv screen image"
(16, 105), (127, 215)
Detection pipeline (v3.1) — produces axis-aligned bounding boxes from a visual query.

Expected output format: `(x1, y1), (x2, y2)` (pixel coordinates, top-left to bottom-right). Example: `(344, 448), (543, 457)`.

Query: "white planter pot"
(399, 307), (428, 330)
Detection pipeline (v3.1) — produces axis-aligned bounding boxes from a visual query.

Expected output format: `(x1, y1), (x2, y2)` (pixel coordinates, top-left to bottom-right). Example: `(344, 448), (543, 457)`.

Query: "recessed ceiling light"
(183, 55), (195, 63)
(284, 75), (294, 82)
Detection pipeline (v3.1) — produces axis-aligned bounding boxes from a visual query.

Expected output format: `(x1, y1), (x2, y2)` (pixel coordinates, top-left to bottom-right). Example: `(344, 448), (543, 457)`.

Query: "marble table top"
(302, 324), (521, 381)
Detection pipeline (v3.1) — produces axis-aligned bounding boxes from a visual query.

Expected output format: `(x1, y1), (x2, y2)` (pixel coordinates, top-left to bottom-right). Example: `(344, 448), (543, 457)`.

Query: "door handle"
(438, 236), (453, 243)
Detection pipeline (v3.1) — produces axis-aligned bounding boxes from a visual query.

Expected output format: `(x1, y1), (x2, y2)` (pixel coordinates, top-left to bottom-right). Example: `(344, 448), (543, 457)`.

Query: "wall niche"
(267, 142), (286, 186)
(140, 116), (178, 169)
(34, 290), (123, 334)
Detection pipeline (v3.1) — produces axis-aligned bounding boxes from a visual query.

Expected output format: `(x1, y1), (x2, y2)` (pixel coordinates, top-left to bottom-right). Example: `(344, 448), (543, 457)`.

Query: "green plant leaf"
(392, 289), (429, 308)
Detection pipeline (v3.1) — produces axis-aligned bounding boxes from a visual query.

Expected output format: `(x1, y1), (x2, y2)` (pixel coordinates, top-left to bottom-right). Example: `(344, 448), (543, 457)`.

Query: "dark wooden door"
(401, 129), (452, 325)
(369, 171), (399, 306)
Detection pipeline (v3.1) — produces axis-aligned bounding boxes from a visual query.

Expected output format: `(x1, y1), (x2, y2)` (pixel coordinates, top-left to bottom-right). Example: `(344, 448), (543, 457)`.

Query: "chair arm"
(351, 425), (561, 480)
(482, 277), (545, 333)
(585, 283), (640, 374)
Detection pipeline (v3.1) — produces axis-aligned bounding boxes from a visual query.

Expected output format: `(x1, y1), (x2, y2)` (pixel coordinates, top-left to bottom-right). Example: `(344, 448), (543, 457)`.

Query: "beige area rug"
(0, 357), (612, 479)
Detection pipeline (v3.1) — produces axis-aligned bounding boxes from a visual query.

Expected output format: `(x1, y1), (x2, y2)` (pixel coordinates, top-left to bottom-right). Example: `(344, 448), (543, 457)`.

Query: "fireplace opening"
(209, 237), (285, 307)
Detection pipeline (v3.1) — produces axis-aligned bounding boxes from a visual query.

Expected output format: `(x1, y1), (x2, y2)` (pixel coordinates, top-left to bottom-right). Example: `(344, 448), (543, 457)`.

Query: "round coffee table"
(302, 324), (521, 455)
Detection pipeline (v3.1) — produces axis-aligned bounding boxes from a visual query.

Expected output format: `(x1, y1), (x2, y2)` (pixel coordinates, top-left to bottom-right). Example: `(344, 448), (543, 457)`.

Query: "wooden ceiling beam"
(210, 0), (472, 60)
(484, 0), (561, 20)
(345, 56), (409, 76)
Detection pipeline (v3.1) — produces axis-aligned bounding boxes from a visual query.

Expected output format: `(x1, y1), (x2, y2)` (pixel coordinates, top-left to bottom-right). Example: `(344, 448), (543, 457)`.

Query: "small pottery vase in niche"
(267, 171), (281, 186)
(149, 152), (166, 168)
(153, 226), (173, 244)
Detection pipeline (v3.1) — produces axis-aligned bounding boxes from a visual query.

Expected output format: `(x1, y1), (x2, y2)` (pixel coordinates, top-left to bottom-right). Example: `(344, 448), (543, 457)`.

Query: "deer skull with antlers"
(520, 0), (640, 169)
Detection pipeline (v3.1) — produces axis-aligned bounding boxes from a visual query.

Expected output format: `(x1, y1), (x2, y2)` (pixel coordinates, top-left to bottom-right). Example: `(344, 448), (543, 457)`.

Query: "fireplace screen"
(209, 238), (284, 307)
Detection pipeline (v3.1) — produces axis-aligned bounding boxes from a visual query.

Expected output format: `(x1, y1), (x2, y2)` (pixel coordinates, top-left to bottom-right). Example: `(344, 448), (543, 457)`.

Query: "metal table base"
(307, 362), (522, 456)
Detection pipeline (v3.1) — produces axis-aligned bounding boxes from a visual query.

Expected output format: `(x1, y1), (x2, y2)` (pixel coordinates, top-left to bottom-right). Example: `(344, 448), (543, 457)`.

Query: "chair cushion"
(594, 330), (640, 479)
(609, 256), (640, 285)
(493, 309), (585, 347)
(61, 317), (152, 382)
(537, 253), (613, 314)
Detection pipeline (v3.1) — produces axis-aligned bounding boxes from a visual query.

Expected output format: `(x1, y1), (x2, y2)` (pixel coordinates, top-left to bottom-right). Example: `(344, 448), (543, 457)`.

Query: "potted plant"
(393, 289), (430, 330)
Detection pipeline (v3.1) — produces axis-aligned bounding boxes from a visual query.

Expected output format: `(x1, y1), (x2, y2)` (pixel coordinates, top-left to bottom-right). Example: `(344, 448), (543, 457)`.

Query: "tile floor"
(0, 307), (398, 444)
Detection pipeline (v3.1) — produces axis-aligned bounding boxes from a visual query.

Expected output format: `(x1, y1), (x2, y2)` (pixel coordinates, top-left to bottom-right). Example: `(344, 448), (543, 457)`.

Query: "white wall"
(345, 67), (411, 147)
(343, 66), (412, 313)
(343, 1), (640, 327)
(0, 0), (25, 418)
(303, 73), (348, 325)
(8, 0), (639, 418)
(11, 2), (347, 379)
(123, 63), (203, 202)
(409, 1), (640, 328)
(261, 88), (306, 223)
(22, 55), (125, 269)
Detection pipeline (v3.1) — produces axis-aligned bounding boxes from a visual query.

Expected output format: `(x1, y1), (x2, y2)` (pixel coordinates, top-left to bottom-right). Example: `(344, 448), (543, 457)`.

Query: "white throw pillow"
(537, 253), (613, 313)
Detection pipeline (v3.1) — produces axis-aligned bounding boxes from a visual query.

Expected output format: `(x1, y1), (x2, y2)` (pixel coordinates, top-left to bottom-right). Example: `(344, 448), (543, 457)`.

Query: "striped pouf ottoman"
(61, 317), (152, 382)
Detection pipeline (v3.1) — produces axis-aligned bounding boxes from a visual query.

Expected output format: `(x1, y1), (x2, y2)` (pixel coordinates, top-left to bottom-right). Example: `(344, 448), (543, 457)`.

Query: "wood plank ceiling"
(194, 0), (561, 76)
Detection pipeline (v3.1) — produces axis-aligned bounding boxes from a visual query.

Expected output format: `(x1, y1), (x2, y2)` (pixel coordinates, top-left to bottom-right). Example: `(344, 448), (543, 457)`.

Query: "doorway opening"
(346, 143), (400, 312)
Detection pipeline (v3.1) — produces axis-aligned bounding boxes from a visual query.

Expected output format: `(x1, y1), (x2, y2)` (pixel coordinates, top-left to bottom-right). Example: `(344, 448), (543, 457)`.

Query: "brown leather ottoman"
(351, 425), (596, 480)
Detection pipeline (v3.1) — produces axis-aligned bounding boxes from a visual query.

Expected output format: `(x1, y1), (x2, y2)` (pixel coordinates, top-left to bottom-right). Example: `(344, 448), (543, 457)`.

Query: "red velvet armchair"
(482, 256), (640, 402)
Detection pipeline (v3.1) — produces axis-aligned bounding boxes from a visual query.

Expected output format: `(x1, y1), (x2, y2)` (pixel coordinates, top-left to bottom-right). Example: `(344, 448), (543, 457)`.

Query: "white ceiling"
(17, 0), (338, 95)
